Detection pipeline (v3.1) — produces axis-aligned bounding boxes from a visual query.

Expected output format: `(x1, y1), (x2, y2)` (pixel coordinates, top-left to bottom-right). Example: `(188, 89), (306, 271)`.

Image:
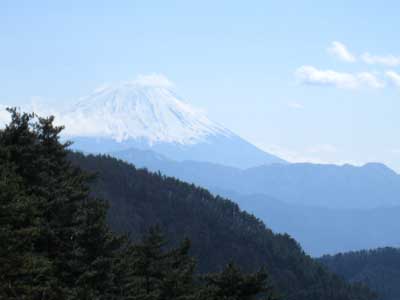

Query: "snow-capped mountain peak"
(0, 75), (286, 168)
(62, 76), (231, 144)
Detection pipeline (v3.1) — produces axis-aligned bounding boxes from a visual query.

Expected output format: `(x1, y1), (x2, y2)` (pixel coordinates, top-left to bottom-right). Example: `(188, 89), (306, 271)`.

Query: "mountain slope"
(109, 147), (400, 256)
(69, 152), (376, 300)
(319, 248), (400, 300)
(61, 77), (285, 168)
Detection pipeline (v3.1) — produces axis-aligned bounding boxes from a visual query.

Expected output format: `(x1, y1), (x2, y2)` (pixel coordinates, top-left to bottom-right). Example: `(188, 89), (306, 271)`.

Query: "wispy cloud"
(307, 144), (338, 154)
(0, 98), (59, 127)
(328, 41), (356, 62)
(288, 101), (304, 109)
(0, 105), (11, 127)
(132, 74), (174, 88)
(361, 53), (400, 67)
(91, 74), (174, 95)
(295, 65), (385, 89)
(390, 149), (400, 155)
(327, 42), (400, 67)
(385, 71), (400, 87)
(262, 144), (361, 166)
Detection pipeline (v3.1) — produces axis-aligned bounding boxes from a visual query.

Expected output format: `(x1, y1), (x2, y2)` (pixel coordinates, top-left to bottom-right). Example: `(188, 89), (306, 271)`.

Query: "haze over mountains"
(4, 77), (400, 257)
(112, 148), (400, 209)
(111, 147), (400, 256)
(70, 152), (377, 300)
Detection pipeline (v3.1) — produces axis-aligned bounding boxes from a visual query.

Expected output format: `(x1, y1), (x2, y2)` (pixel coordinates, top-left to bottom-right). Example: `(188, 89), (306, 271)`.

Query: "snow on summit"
(61, 74), (232, 144)
(0, 75), (285, 168)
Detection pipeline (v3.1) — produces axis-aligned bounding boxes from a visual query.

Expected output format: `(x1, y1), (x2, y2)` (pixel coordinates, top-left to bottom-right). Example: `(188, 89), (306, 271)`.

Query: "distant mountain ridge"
(111, 147), (400, 209)
(109, 146), (400, 256)
(228, 192), (400, 256)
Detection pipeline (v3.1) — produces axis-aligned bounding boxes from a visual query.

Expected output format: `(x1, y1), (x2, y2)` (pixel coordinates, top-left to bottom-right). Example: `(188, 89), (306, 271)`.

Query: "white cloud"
(288, 101), (304, 109)
(88, 74), (175, 95)
(0, 99), (58, 128)
(260, 144), (361, 166)
(93, 84), (112, 93)
(361, 53), (400, 67)
(326, 42), (400, 66)
(295, 65), (385, 89)
(390, 149), (400, 155)
(386, 71), (400, 87)
(307, 144), (338, 154)
(130, 73), (174, 88)
(0, 105), (11, 127)
(357, 72), (386, 89)
(328, 41), (356, 62)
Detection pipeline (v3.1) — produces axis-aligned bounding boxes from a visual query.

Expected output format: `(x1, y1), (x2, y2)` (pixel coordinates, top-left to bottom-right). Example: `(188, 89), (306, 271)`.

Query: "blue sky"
(2, 1), (400, 170)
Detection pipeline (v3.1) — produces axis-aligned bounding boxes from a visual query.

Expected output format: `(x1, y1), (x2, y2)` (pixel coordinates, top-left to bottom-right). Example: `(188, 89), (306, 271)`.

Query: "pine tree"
(128, 227), (196, 300)
(0, 109), (123, 299)
(200, 262), (277, 300)
(0, 110), (58, 299)
(71, 199), (123, 300)
(109, 236), (137, 299)
(129, 227), (169, 300)
(158, 238), (196, 300)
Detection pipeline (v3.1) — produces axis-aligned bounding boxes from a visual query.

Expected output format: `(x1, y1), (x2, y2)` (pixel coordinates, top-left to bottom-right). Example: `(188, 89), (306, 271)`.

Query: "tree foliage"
(320, 247), (400, 300)
(200, 263), (277, 300)
(0, 109), (276, 300)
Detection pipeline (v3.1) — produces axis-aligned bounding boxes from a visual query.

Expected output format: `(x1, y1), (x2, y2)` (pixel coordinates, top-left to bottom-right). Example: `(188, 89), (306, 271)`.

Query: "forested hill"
(319, 248), (400, 300)
(70, 152), (376, 300)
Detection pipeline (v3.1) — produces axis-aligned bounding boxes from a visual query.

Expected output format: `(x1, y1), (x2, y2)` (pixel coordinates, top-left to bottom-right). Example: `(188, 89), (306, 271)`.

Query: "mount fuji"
(61, 75), (285, 169)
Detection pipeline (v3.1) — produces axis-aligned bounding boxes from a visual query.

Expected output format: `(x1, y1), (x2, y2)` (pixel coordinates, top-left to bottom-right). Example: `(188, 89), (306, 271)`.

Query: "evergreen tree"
(0, 110), (58, 299)
(129, 227), (196, 300)
(160, 238), (196, 300)
(0, 109), (123, 299)
(109, 236), (137, 299)
(70, 199), (123, 299)
(200, 262), (277, 300)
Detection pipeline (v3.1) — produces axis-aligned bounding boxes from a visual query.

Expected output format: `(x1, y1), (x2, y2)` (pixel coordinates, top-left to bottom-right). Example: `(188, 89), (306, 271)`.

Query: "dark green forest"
(68, 138), (377, 297)
(319, 247), (400, 300)
(69, 154), (375, 300)
(0, 109), (376, 300)
(0, 110), (275, 300)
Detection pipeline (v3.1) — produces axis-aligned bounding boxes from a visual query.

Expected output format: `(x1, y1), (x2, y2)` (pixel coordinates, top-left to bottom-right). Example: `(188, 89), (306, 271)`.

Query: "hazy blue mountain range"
(107, 147), (400, 256)
(226, 192), (400, 256)
(110, 147), (400, 210)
